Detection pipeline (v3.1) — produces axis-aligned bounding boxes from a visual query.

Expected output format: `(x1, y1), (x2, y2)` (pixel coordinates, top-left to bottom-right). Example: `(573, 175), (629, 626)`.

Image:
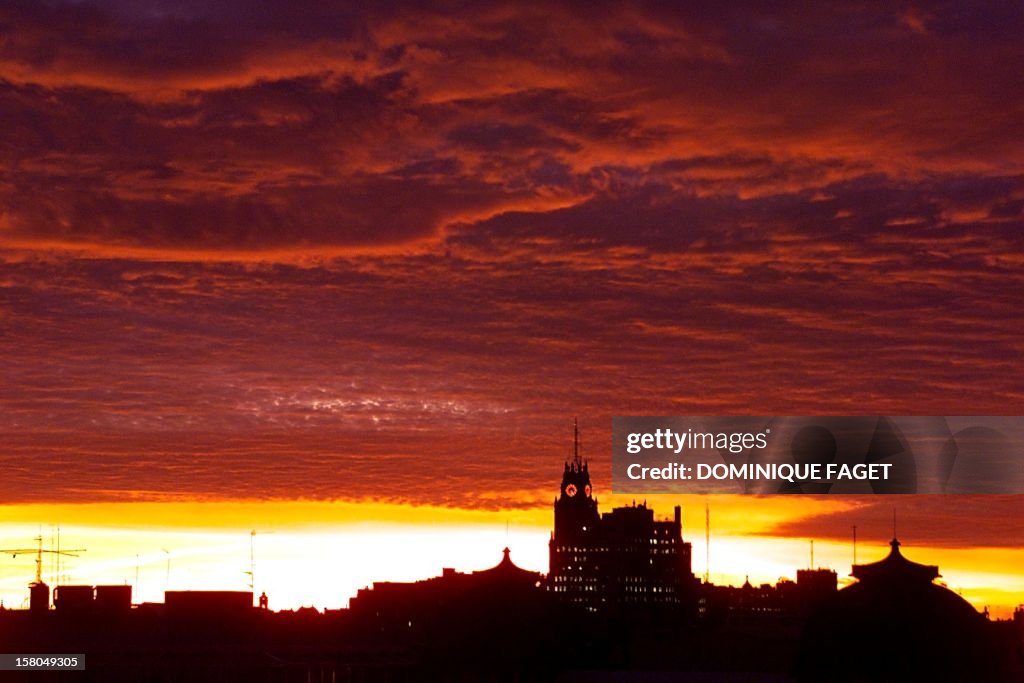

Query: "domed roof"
(851, 537), (939, 583)
(472, 548), (540, 585)
(797, 539), (995, 681)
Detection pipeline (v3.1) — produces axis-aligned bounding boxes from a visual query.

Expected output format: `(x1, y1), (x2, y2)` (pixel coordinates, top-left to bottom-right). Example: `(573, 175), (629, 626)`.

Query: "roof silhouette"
(851, 537), (940, 583)
(798, 538), (996, 681)
(473, 547), (527, 578)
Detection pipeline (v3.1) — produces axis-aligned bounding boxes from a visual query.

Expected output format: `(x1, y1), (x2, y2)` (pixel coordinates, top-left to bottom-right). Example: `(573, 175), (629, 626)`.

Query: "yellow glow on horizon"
(0, 521), (551, 610)
(0, 498), (1020, 620)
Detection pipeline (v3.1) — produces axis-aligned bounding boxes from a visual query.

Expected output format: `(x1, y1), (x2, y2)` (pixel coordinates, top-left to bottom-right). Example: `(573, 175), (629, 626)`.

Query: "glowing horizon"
(1, 497), (1020, 620)
(1, 1), (1022, 634)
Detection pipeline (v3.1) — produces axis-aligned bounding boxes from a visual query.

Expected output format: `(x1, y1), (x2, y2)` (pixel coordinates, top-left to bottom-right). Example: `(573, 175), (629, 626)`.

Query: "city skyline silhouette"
(1, 420), (1022, 619)
(2, 1), (1023, 679)
(1, 447), (1021, 681)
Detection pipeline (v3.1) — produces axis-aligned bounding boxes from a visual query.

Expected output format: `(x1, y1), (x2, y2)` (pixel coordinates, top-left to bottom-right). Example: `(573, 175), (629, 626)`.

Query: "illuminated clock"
(565, 484), (578, 497)
(584, 484), (592, 497)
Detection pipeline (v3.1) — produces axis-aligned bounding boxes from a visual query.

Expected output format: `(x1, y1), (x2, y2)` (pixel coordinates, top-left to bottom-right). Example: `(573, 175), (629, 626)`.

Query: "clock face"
(584, 484), (592, 497)
(565, 484), (578, 497)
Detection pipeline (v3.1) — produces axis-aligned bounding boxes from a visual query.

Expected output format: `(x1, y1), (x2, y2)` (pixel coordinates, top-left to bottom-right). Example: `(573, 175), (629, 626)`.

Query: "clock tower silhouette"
(549, 418), (695, 613)
(550, 418), (602, 608)
(554, 418), (599, 540)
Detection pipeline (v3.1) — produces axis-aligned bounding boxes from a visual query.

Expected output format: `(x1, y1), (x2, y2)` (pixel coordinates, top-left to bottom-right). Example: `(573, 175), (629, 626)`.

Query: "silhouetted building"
(795, 567), (837, 613)
(548, 420), (694, 612)
(28, 581), (49, 613)
(701, 576), (800, 622)
(349, 548), (565, 676)
(95, 585), (132, 613)
(53, 585), (94, 612)
(164, 590), (254, 616)
(51, 584), (133, 615)
(1014, 606), (1024, 654)
(0, 531), (1018, 680)
(798, 538), (1000, 681)
(350, 547), (543, 631)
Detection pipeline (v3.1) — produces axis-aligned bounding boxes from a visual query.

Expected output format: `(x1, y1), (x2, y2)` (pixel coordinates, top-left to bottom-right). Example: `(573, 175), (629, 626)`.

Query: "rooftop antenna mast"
(244, 529), (273, 592)
(0, 535), (85, 586)
(704, 501), (710, 584)
(162, 549), (171, 592)
(245, 530), (256, 591)
(573, 416), (580, 464)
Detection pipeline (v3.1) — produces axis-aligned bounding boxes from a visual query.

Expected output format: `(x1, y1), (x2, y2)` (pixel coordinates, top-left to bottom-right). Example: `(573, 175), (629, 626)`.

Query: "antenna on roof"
(163, 549), (171, 592)
(573, 416), (580, 464)
(246, 530), (256, 592)
(244, 529), (274, 594)
(0, 535), (85, 588)
(704, 500), (710, 584)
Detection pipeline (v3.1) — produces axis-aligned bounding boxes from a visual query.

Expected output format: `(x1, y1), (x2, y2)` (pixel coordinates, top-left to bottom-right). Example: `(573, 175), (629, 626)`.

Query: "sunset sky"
(1, 3), (1022, 617)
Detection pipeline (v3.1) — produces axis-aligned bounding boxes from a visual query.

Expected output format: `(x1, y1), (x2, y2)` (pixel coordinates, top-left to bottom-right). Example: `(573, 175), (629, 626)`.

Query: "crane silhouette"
(0, 535), (85, 585)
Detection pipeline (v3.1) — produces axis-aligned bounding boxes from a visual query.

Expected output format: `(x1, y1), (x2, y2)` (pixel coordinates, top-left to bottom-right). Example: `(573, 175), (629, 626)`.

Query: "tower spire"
(704, 500), (710, 584)
(573, 416), (581, 466)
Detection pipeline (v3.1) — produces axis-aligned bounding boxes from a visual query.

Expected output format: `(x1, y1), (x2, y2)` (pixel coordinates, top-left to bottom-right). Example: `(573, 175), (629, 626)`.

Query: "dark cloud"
(447, 122), (580, 154)
(1, 2), (1022, 254)
(1, 235), (1021, 506)
(1, 3), (1023, 512)
(760, 496), (1024, 550)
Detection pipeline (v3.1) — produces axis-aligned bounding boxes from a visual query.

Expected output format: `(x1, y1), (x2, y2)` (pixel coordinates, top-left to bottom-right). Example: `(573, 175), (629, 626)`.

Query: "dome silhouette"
(797, 539), (997, 681)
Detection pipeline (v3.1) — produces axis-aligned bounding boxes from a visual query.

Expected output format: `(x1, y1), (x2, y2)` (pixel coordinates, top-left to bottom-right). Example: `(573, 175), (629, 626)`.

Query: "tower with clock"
(550, 418), (602, 606)
(554, 418), (599, 539)
(549, 418), (695, 613)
